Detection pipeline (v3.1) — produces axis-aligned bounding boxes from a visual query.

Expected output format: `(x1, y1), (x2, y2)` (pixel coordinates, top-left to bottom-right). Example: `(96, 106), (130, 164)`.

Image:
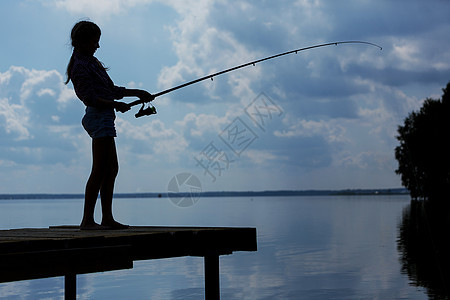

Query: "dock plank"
(0, 226), (257, 283)
(0, 225), (257, 299)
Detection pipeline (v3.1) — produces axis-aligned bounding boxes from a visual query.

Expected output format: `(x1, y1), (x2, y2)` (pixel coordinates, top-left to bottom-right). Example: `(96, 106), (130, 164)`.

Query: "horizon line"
(0, 188), (409, 200)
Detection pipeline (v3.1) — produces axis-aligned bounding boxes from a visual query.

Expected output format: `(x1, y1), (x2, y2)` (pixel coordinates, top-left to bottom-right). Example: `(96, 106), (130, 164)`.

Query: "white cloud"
(175, 112), (230, 137)
(57, 85), (77, 106)
(0, 65), (83, 160)
(391, 40), (422, 71)
(337, 151), (393, 171)
(0, 97), (31, 140)
(157, 1), (264, 102)
(37, 88), (56, 97)
(116, 118), (189, 162)
(275, 116), (349, 146)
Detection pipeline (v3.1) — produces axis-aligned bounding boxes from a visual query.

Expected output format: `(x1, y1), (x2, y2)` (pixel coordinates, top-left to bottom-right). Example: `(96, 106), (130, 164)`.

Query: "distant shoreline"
(0, 188), (409, 200)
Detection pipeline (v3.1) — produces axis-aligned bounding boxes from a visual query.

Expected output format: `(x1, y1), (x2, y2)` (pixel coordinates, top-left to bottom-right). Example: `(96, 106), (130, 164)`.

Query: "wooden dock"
(0, 226), (257, 299)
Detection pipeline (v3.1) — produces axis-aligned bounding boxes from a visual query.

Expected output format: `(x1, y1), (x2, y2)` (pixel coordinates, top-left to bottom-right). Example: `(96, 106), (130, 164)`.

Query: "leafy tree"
(395, 82), (450, 201)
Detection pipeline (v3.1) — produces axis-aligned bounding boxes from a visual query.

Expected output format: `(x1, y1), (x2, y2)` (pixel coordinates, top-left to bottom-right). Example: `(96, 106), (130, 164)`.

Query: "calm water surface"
(0, 196), (429, 299)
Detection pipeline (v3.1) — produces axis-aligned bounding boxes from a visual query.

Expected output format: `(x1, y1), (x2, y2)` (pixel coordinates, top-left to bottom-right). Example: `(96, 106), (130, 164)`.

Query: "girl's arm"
(123, 89), (154, 102)
(98, 89), (154, 113)
(112, 89), (154, 113)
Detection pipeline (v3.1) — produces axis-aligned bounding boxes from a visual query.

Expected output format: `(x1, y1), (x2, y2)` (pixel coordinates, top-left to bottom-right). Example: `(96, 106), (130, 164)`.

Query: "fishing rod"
(130, 40), (382, 118)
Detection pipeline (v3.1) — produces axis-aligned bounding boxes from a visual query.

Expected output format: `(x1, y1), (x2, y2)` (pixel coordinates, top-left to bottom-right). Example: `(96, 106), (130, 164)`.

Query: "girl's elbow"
(81, 97), (97, 107)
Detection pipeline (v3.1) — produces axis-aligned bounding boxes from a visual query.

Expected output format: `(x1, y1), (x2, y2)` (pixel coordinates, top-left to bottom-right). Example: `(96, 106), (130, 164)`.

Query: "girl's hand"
(138, 90), (155, 103)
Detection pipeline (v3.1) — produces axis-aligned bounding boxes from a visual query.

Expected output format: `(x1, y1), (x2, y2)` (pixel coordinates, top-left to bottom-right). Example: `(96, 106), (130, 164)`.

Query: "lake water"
(0, 195), (435, 299)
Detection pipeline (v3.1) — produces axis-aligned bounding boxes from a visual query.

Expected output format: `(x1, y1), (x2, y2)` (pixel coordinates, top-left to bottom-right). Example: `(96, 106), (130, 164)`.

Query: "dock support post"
(204, 254), (220, 300)
(65, 273), (76, 300)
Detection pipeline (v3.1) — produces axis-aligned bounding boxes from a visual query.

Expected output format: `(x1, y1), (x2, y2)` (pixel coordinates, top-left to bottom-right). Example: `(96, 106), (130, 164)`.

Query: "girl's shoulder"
(73, 52), (94, 67)
(71, 53), (104, 75)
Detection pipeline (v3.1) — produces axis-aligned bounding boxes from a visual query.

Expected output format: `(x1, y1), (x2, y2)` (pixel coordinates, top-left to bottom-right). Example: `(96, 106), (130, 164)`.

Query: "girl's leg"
(80, 137), (110, 229)
(99, 139), (128, 228)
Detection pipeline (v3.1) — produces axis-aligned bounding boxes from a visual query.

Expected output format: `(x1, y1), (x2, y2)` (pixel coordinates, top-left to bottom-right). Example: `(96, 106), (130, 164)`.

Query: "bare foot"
(101, 219), (129, 230)
(80, 221), (104, 230)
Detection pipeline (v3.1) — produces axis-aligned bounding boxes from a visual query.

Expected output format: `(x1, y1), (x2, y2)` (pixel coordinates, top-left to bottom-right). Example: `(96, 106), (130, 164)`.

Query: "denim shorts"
(82, 107), (117, 139)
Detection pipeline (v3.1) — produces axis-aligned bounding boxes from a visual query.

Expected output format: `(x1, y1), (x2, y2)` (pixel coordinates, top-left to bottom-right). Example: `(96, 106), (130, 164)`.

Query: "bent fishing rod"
(130, 40), (382, 118)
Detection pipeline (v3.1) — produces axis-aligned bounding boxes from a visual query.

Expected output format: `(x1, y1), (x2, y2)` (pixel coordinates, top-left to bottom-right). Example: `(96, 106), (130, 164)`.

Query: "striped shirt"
(70, 51), (125, 108)
(70, 51), (125, 138)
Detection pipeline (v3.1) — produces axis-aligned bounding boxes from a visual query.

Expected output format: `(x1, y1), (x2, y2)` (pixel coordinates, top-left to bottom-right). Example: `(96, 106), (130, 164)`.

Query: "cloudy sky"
(1, 0), (449, 194)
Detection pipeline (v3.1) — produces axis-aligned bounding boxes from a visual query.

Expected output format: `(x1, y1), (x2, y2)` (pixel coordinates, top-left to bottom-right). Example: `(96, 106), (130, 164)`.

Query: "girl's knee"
(111, 164), (119, 177)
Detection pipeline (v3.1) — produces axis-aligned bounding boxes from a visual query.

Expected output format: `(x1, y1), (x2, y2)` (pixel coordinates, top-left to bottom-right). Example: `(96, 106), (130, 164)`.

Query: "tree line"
(395, 82), (450, 202)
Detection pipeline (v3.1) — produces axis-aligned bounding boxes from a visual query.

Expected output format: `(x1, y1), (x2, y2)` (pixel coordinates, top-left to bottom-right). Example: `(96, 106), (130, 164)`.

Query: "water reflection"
(398, 200), (450, 299)
(0, 196), (427, 299)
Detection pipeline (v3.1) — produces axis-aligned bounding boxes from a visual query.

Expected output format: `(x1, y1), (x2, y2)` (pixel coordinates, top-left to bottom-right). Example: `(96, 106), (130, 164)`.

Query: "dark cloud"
(325, 1), (450, 39)
(208, 2), (294, 53)
(347, 64), (450, 87)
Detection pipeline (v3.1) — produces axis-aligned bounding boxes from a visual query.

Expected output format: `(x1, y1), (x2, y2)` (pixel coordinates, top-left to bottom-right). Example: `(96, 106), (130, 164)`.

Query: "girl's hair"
(65, 21), (102, 84)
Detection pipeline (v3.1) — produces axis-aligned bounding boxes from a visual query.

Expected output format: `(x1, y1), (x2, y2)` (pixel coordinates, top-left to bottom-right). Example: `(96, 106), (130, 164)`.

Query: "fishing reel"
(135, 102), (157, 118)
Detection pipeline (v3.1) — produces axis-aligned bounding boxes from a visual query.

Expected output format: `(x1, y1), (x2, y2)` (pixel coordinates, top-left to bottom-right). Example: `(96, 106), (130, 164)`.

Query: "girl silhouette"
(65, 21), (154, 229)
